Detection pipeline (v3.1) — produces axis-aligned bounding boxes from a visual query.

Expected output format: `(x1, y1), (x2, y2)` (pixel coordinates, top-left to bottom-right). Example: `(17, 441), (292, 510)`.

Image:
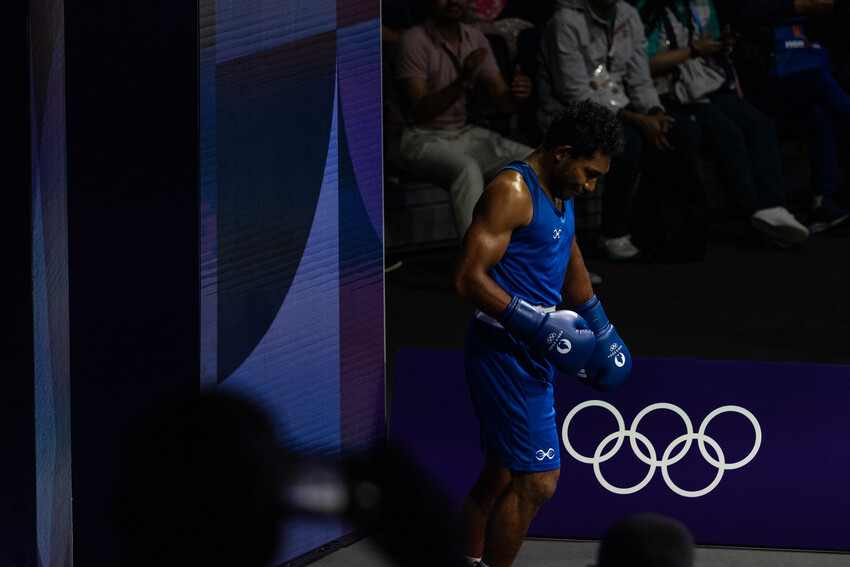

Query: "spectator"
(469, 1), (535, 62)
(806, 1), (850, 88)
(637, 0), (810, 247)
(718, 0), (850, 234)
(536, 0), (703, 261)
(387, 0), (535, 235)
(594, 513), (695, 567)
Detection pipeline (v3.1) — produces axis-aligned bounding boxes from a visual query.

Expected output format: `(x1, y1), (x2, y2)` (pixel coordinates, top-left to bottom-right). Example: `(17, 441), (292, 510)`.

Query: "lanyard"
(688, 2), (704, 36)
(604, 12), (633, 69)
(668, 3), (701, 43)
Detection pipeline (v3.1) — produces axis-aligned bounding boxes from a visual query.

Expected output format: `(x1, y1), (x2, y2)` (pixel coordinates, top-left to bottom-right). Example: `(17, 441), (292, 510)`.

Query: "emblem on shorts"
(536, 448), (556, 461)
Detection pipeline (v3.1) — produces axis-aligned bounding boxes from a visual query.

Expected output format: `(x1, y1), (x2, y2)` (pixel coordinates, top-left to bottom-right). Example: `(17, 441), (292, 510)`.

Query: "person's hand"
(511, 65), (532, 103)
(458, 47), (487, 88)
(636, 112), (676, 151)
(692, 33), (725, 57)
(795, 0), (834, 16)
(719, 24), (739, 51)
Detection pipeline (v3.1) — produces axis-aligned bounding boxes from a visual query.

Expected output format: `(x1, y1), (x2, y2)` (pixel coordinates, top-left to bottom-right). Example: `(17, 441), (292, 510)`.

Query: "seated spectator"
(471, 0), (512, 22)
(468, 0), (535, 62)
(805, 0), (850, 89)
(594, 512), (695, 567)
(536, 0), (703, 261)
(637, 0), (810, 247)
(717, 0), (850, 234)
(386, 0), (535, 235)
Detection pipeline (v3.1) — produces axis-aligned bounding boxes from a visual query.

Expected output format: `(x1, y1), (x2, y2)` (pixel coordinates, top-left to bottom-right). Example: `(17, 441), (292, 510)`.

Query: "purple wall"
(390, 348), (850, 551)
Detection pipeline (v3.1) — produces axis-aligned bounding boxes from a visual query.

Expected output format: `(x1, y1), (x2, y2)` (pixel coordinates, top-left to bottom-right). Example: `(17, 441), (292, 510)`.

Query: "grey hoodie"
(536, 0), (662, 129)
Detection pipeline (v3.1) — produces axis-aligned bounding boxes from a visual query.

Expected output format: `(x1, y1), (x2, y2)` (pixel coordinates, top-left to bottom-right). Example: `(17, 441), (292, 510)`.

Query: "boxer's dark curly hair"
(543, 99), (625, 159)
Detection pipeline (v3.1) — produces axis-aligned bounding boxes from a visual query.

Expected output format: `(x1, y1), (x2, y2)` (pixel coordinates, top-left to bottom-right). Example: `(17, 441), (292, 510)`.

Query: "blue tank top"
(488, 161), (574, 307)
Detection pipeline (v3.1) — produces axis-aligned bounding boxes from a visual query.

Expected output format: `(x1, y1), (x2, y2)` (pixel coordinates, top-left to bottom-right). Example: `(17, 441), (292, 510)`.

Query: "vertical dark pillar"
(0, 2), (37, 565)
(64, 3), (200, 565)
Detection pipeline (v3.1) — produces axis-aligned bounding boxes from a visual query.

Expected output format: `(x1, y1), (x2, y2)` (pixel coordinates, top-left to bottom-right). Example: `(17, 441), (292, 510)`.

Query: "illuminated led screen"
(199, 1), (384, 561)
(29, 2), (72, 566)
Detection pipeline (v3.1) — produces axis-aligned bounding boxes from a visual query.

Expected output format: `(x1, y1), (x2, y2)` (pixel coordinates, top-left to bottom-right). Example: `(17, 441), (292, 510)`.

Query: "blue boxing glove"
(574, 295), (631, 391)
(498, 296), (596, 375)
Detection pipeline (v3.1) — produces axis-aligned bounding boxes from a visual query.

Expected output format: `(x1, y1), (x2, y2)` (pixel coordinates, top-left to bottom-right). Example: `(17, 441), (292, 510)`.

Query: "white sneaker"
(750, 207), (809, 245)
(598, 235), (640, 261)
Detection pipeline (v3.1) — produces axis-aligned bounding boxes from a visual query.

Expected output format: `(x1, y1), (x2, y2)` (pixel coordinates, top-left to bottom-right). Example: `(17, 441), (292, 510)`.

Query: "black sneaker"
(809, 196), (850, 234)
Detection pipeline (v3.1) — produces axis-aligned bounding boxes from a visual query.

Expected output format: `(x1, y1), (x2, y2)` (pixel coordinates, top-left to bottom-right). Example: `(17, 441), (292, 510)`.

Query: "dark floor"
(385, 215), (850, 395)
(308, 535), (850, 567)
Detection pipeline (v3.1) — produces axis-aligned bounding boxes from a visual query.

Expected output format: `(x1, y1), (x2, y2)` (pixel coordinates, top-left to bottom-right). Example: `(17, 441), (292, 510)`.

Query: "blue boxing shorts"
(464, 314), (561, 472)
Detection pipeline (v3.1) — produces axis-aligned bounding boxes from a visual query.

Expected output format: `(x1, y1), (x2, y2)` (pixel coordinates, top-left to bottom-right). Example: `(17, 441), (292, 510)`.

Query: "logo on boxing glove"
(547, 331), (572, 354)
(608, 342), (627, 367)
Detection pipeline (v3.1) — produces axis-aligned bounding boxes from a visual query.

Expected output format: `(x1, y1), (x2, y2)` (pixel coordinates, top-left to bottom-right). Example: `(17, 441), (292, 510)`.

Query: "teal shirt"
(636, 0), (722, 58)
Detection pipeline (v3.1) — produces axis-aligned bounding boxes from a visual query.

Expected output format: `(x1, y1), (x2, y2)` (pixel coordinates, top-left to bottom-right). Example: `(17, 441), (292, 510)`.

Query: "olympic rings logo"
(561, 401), (762, 498)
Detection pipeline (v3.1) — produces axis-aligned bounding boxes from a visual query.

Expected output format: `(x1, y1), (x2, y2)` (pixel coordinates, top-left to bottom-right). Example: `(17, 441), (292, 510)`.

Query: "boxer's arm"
(452, 170), (533, 318)
(564, 239), (631, 390)
(561, 237), (595, 308)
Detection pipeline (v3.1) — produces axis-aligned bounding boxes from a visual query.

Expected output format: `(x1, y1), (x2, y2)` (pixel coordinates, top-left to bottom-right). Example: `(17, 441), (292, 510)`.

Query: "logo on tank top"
(553, 229), (562, 239)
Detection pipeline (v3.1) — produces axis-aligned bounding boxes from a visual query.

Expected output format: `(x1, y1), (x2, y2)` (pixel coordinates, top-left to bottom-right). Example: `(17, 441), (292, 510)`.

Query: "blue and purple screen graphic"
(29, 1), (72, 566)
(200, 1), (384, 561)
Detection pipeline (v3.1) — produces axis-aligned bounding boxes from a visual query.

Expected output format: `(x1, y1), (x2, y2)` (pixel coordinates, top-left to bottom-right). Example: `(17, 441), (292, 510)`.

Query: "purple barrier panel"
(389, 348), (850, 551)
